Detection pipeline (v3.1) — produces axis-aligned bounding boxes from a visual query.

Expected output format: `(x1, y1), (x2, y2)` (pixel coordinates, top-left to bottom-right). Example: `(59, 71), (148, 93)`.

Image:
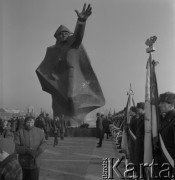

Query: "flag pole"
(144, 36), (158, 179)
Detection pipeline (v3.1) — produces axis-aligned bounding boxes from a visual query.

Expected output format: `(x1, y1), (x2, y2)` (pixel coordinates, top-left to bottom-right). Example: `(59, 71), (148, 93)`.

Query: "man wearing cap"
(14, 116), (46, 180)
(157, 92), (175, 178)
(102, 116), (111, 140)
(134, 102), (145, 175)
(96, 113), (104, 148)
(51, 116), (60, 146)
(128, 106), (137, 164)
(0, 138), (22, 180)
(44, 113), (52, 140)
(59, 114), (67, 140)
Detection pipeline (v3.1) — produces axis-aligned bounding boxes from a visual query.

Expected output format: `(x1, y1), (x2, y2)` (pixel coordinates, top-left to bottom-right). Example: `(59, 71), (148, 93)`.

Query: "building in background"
(0, 108), (25, 120)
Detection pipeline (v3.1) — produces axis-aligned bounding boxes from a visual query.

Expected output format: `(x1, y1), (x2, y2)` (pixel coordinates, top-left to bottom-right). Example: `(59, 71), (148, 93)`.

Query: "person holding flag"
(157, 92), (175, 179)
(128, 106), (137, 164)
(143, 36), (159, 179)
(134, 102), (145, 175)
(121, 85), (135, 159)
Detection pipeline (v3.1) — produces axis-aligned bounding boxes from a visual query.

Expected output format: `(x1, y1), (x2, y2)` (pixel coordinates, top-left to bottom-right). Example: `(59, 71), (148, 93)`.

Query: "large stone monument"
(36, 4), (105, 122)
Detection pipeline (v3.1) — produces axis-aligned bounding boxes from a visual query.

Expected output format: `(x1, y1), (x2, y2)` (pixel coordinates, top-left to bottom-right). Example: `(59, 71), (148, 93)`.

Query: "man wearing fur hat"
(0, 138), (22, 180)
(157, 92), (175, 178)
(14, 116), (46, 180)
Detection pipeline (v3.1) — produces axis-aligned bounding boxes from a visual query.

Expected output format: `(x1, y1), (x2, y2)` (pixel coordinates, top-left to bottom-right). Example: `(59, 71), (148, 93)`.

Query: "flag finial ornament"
(127, 83), (134, 96)
(145, 36), (157, 53)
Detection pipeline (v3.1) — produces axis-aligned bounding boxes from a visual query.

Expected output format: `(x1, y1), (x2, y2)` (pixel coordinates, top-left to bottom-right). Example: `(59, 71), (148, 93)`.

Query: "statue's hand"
(75, 3), (92, 22)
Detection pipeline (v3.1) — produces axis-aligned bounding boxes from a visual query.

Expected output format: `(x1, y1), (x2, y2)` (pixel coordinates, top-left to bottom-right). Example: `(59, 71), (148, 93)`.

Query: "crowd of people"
(109, 92), (175, 179)
(1, 94), (175, 179)
(0, 113), (67, 180)
(0, 113), (67, 142)
(95, 112), (113, 148)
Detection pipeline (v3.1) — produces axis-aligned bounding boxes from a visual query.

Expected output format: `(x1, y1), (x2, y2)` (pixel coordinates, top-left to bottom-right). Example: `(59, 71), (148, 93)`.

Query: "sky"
(1, 0), (175, 118)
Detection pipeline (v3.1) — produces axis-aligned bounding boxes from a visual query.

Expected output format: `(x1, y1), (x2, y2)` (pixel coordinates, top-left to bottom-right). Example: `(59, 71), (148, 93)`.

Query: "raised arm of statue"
(75, 3), (92, 22)
(71, 3), (92, 48)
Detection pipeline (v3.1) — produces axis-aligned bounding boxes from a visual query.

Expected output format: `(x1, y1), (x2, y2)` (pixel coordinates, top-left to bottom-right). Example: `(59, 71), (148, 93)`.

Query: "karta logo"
(102, 157), (174, 179)
(102, 157), (124, 179)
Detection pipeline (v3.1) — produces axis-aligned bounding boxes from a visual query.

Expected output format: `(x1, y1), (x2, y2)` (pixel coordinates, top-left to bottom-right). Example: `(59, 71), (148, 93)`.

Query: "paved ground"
(39, 137), (125, 180)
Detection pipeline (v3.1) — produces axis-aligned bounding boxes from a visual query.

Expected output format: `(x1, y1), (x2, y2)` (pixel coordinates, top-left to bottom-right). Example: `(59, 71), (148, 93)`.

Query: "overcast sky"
(1, 0), (175, 117)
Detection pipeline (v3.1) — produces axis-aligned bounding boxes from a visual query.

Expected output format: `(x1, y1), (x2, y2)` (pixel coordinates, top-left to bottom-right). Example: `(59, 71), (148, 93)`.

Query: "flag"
(144, 52), (159, 177)
(126, 85), (135, 125)
(121, 85), (135, 156)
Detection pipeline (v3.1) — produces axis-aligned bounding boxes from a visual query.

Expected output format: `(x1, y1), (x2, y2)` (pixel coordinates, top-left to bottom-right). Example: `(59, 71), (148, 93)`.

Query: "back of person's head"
(96, 113), (100, 117)
(130, 106), (137, 113)
(136, 102), (145, 110)
(101, 112), (104, 117)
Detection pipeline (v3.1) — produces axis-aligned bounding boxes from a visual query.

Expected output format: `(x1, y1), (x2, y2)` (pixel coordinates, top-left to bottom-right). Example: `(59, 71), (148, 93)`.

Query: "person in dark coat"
(0, 118), (3, 135)
(11, 117), (17, 134)
(96, 113), (104, 148)
(16, 116), (25, 131)
(102, 116), (111, 140)
(44, 113), (52, 140)
(128, 106), (137, 164)
(156, 92), (175, 179)
(3, 121), (14, 139)
(134, 102), (145, 176)
(34, 114), (46, 133)
(14, 116), (46, 180)
(51, 116), (60, 146)
(59, 114), (67, 140)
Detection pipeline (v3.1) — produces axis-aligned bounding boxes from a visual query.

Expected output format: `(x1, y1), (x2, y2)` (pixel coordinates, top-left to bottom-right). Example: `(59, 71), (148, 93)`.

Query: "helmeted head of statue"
(54, 25), (72, 42)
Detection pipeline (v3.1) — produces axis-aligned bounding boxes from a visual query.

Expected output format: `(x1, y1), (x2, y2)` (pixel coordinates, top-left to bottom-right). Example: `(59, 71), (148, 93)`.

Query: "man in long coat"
(14, 116), (46, 180)
(59, 114), (67, 140)
(157, 92), (175, 179)
(36, 4), (105, 121)
(134, 102), (145, 176)
(96, 113), (104, 148)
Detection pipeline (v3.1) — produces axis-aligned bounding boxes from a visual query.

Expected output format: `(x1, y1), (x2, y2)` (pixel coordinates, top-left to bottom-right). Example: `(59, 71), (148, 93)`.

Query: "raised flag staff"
(144, 36), (159, 179)
(121, 84), (135, 159)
